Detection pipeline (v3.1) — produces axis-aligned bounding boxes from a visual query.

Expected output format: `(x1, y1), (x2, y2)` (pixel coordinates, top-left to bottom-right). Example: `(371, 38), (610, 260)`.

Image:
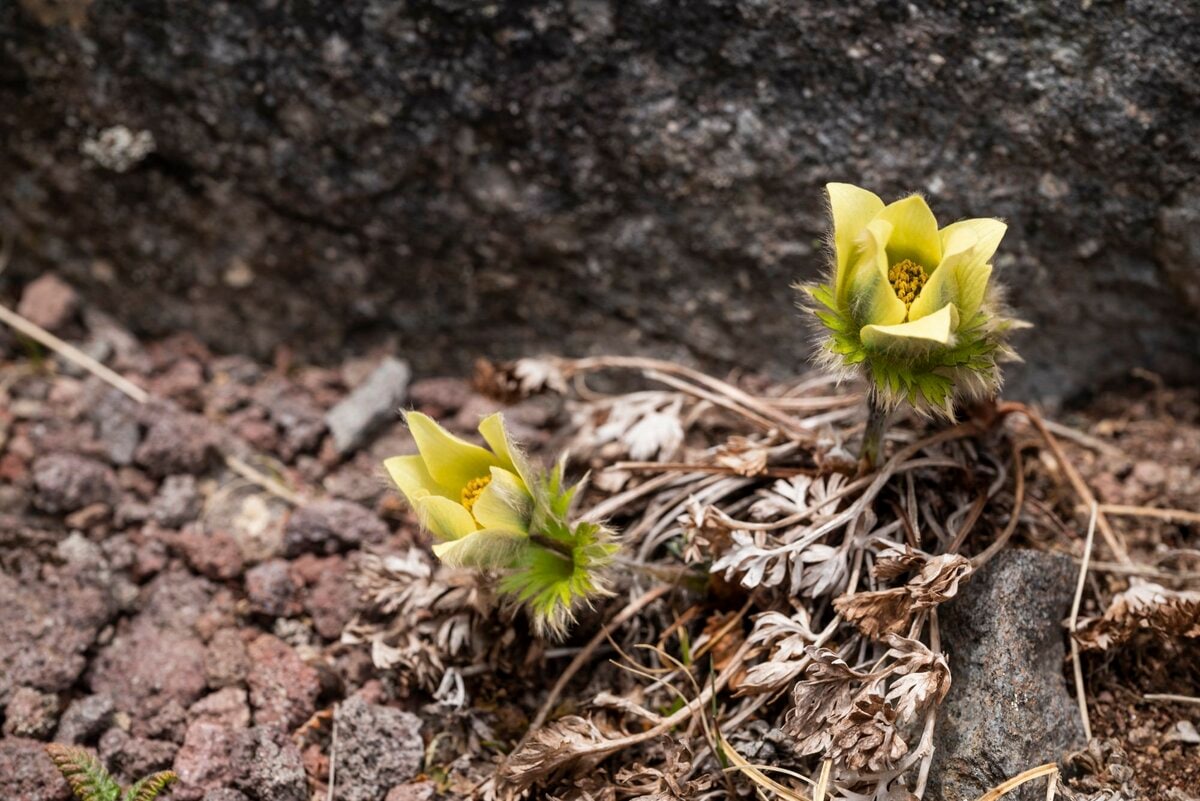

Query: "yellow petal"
(954, 261), (993, 319)
(876, 194), (941, 271)
(939, 218), (1006, 268)
(416, 495), (479, 541)
(383, 454), (449, 504)
(471, 467), (533, 533)
(406, 411), (498, 496)
(827, 183), (884, 301)
(433, 529), (527, 568)
(847, 219), (908, 327)
(861, 303), (959, 352)
(911, 219), (1004, 322)
(477, 413), (535, 490)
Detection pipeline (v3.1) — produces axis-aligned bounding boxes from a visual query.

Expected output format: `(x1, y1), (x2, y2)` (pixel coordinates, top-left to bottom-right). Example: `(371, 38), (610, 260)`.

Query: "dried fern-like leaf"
(829, 693), (908, 772)
(880, 633), (951, 724)
(497, 715), (615, 794)
(1075, 583), (1200, 651)
(45, 744), (121, 801)
(783, 647), (872, 757)
(835, 553), (972, 638)
(122, 771), (178, 801)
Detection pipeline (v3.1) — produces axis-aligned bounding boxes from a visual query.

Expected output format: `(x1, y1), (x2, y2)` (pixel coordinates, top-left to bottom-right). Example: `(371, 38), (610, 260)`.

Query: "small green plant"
(801, 182), (1022, 466)
(385, 411), (618, 637)
(46, 744), (177, 801)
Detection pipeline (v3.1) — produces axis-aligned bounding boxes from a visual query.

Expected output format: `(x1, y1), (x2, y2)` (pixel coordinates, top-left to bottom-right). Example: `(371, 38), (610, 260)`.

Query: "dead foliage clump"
(347, 356), (1198, 800)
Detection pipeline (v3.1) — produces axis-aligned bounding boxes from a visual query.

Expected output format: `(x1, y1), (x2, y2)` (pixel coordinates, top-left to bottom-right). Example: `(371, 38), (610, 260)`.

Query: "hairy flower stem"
(860, 394), (891, 472)
(530, 532), (575, 562)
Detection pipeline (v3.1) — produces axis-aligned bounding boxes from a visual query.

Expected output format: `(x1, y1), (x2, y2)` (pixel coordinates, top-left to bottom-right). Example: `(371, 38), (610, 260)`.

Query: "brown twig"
(1094, 503), (1200, 526)
(999, 402), (1131, 564)
(972, 440), (1029, 568)
(610, 461), (822, 479)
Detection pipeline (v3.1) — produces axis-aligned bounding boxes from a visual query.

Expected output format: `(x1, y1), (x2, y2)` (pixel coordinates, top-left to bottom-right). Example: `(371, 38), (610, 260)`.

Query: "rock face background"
(2, 0), (1198, 400)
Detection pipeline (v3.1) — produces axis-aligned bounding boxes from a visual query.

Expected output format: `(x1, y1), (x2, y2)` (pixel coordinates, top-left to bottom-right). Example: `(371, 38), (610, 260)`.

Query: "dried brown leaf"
(835, 553), (972, 639)
(881, 633), (951, 723)
(783, 647), (874, 756)
(615, 745), (713, 801)
(474, 356), (568, 402)
(1075, 583), (1200, 651)
(497, 716), (616, 794)
(829, 692), (908, 772)
(712, 435), (770, 477)
(833, 588), (914, 638)
(871, 546), (927, 581)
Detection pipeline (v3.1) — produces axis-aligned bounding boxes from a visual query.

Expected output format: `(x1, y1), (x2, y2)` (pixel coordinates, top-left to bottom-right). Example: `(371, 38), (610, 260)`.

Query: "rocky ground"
(1, 273), (1197, 800)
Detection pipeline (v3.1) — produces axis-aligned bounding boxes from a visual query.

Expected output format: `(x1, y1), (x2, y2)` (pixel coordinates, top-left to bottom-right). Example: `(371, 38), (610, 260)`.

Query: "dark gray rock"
(231, 727), (307, 801)
(203, 791), (250, 801)
(83, 382), (143, 466)
(98, 728), (178, 781)
(135, 407), (219, 478)
(2, 1), (1198, 402)
(929, 550), (1085, 801)
(282, 498), (387, 557)
(32, 453), (119, 515)
(244, 559), (301, 618)
(326, 357), (410, 455)
(153, 474), (203, 527)
(333, 695), (424, 801)
(55, 693), (115, 744)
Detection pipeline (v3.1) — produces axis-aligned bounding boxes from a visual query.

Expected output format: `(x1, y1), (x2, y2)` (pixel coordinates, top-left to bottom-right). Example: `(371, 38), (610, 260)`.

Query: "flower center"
(888, 259), (927, 312)
(460, 475), (492, 513)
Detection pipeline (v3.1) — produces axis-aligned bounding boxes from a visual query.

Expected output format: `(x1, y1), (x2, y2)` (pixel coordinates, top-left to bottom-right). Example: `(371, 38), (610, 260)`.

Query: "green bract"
(803, 183), (1022, 415)
(385, 412), (617, 637)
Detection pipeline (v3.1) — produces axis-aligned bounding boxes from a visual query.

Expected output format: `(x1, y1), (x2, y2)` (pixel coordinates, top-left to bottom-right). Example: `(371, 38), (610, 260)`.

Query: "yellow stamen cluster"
(461, 475), (492, 513)
(888, 259), (927, 311)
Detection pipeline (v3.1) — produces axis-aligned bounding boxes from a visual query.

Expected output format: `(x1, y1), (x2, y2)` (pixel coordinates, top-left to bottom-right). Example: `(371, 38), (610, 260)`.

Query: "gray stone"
(333, 695), (424, 801)
(231, 727), (307, 801)
(55, 693), (115, 744)
(2, 2), (1197, 403)
(244, 559), (301, 618)
(153, 474), (203, 527)
(83, 381), (142, 466)
(32, 453), (119, 515)
(203, 792), (249, 801)
(98, 728), (178, 781)
(929, 550), (1085, 801)
(326, 357), (410, 455)
(282, 499), (387, 557)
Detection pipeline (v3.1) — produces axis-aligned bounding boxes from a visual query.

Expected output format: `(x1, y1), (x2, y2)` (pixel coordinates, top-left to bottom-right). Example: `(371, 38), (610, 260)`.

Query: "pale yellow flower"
(385, 412), (534, 566)
(805, 183), (1021, 415)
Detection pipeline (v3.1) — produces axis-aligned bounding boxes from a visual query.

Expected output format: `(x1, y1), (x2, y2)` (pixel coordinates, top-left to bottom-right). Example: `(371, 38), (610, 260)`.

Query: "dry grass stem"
(1143, 693), (1200, 706)
(972, 763), (1059, 801)
(0, 301), (306, 506)
(1068, 502), (1098, 742)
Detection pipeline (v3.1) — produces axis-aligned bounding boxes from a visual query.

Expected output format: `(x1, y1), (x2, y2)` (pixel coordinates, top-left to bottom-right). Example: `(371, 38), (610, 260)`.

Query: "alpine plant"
(802, 183), (1023, 464)
(385, 411), (617, 637)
